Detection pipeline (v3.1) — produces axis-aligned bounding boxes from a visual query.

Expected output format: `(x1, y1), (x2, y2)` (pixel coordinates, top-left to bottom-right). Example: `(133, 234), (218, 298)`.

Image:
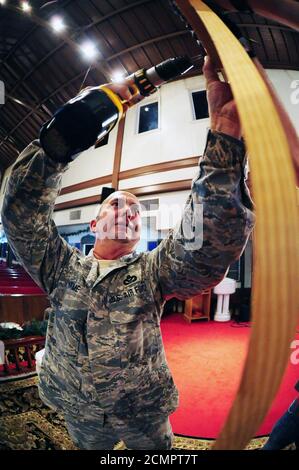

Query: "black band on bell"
(230, 0), (254, 14)
(134, 69), (157, 97)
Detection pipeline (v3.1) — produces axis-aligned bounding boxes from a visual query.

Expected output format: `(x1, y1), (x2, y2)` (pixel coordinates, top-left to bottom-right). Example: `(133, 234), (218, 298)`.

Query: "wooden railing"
(0, 335), (45, 377)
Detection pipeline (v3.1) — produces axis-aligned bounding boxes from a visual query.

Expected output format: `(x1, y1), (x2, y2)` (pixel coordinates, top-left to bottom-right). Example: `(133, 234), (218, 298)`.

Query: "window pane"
(138, 102), (158, 133)
(192, 91), (209, 120)
(140, 198), (159, 211)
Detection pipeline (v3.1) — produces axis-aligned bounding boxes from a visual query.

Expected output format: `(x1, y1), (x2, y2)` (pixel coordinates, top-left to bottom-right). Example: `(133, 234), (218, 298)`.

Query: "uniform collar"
(84, 249), (141, 289)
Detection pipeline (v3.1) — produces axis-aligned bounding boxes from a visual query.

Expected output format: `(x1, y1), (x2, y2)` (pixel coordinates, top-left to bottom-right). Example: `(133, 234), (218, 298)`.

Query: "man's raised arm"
(1, 141), (73, 294)
(147, 56), (255, 301)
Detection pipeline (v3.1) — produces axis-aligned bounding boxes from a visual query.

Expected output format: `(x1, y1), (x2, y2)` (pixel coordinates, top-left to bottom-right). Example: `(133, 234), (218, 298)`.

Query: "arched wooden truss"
(175, 0), (299, 450)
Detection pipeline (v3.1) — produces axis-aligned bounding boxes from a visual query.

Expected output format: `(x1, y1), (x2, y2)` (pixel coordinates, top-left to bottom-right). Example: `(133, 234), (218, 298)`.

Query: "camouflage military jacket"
(1, 131), (254, 420)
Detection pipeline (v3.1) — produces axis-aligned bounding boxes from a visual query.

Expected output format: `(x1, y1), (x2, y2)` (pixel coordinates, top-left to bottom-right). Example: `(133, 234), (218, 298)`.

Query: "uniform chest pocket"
(107, 274), (154, 322)
(108, 298), (145, 340)
(109, 301), (145, 324)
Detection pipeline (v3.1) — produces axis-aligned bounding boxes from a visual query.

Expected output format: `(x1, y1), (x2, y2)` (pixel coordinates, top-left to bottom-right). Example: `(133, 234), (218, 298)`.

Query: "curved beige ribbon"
(176, 0), (299, 450)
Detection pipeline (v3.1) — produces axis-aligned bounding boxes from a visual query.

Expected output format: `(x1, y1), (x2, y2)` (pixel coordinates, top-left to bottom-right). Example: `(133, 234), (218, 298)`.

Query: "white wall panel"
(266, 69), (299, 132)
(118, 166), (198, 190)
(1, 70), (298, 220)
(53, 189), (191, 231)
(120, 75), (211, 171)
(155, 190), (191, 230)
(60, 125), (117, 187)
(53, 204), (98, 226)
(56, 183), (112, 204)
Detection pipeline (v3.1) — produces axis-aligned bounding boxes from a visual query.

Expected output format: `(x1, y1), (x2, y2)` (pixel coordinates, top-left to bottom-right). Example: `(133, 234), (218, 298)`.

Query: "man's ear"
(90, 219), (97, 233)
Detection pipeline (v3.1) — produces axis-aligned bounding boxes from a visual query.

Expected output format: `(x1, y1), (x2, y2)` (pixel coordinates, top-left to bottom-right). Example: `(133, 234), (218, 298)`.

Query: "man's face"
(90, 191), (142, 245)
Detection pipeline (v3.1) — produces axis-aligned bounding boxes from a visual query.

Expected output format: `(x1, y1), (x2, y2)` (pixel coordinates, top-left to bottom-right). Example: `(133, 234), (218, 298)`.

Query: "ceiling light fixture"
(111, 72), (125, 83)
(79, 40), (98, 61)
(21, 1), (32, 12)
(50, 15), (66, 33)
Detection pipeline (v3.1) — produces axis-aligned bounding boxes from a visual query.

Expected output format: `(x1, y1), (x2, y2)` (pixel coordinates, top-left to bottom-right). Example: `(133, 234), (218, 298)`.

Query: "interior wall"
(266, 69), (299, 131)
(0, 69), (297, 289)
(0, 295), (50, 324)
(1, 69), (298, 215)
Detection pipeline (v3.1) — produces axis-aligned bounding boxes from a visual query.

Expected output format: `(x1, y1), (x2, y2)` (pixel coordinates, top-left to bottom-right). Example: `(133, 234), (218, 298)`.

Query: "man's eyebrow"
(109, 197), (140, 206)
(108, 197), (122, 204)
(128, 200), (141, 206)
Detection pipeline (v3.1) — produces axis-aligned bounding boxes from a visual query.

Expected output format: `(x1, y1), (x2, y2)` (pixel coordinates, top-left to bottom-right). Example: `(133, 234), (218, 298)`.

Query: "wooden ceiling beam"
(0, 30), (191, 154)
(237, 23), (295, 33)
(107, 31), (190, 61)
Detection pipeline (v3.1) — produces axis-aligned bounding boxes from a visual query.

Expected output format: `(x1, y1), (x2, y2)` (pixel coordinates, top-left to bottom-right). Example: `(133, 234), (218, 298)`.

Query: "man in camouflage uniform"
(1, 57), (254, 449)
(262, 380), (299, 450)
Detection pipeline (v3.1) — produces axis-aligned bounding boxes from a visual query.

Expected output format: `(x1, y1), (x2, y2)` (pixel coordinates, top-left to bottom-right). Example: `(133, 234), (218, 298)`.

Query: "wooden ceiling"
(0, 0), (298, 173)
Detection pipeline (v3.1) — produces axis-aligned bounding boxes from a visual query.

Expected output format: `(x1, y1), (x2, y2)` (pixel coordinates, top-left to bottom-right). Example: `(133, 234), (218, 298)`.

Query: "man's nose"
(125, 206), (135, 221)
(117, 204), (134, 220)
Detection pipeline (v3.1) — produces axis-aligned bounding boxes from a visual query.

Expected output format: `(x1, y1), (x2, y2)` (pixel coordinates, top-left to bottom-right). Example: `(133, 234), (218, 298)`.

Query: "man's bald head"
(95, 191), (140, 219)
(90, 190), (142, 254)
(102, 190), (140, 213)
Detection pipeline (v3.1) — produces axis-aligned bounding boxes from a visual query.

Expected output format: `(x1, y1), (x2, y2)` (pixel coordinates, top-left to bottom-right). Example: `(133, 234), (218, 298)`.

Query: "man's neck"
(92, 239), (135, 260)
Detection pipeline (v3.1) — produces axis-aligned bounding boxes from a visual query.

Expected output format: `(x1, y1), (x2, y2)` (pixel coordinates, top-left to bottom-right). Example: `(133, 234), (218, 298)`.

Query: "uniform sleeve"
(146, 130), (255, 301)
(1, 140), (74, 295)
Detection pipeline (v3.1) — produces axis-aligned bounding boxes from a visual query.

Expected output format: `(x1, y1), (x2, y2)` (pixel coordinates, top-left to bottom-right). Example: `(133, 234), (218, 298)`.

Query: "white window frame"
(136, 99), (160, 135)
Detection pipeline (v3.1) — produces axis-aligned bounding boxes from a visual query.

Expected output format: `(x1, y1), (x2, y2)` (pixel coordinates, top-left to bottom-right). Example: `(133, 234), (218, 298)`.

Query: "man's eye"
(112, 201), (119, 207)
(131, 206), (140, 214)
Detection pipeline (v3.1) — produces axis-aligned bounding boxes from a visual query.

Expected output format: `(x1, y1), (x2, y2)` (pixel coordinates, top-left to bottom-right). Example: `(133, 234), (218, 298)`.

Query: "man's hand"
(103, 77), (145, 112)
(203, 55), (241, 140)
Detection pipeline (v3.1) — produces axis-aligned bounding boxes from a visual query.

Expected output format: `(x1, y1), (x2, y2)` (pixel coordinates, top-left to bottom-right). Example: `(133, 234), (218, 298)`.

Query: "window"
(191, 90), (209, 120)
(227, 258), (241, 282)
(138, 102), (158, 134)
(83, 244), (94, 255)
(147, 239), (162, 251)
(140, 198), (159, 211)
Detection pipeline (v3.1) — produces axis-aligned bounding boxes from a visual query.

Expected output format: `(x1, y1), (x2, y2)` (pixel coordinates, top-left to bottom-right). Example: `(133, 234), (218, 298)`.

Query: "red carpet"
(161, 313), (299, 438)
